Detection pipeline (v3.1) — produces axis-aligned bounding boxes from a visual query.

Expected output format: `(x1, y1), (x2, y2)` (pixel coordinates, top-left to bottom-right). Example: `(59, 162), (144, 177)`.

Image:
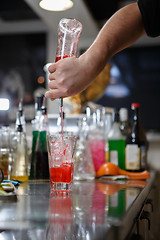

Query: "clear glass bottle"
(55, 18), (82, 61)
(108, 108), (126, 170)
(34, 105), (49, 180)
(74, 117), (95, 180)
(15, 99), (26, 133)
(125, 103), (148, 171)
(11, 116), (29, 181)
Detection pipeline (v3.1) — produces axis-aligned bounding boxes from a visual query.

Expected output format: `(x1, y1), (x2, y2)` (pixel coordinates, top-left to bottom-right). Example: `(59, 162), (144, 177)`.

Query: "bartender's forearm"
(80, 3), (146, 80)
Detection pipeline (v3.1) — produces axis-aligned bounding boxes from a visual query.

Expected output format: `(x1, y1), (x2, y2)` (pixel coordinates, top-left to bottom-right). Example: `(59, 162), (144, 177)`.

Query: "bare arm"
(45, 3), (145, 100)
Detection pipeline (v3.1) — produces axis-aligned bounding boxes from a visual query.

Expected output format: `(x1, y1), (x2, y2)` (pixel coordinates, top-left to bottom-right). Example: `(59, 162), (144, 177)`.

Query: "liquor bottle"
(34, 104), (49, 180)
(15, 99), (26, 132)
(119, 107), (130, 137)
(11, 113), (29, 181)
(29, 95), (43, 180)
(108, 108), (126, 170)
(125, 103), (148, 171)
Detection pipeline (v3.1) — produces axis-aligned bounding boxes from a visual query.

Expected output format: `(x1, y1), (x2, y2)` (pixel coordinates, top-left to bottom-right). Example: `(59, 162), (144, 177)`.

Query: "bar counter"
(0, 171), (159, 240)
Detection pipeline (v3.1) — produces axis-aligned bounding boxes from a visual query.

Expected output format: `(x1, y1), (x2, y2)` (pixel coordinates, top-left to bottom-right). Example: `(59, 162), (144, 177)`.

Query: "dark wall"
(95, 46), (160, 131)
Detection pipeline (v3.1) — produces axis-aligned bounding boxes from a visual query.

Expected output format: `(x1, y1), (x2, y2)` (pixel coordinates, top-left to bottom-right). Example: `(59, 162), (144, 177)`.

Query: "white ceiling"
(25, 0), (99, 39)
(0, 0), (159, 52)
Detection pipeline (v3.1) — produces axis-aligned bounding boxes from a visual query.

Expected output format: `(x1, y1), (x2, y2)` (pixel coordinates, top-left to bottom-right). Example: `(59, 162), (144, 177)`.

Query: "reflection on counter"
(47, 190), (73, 240)
(47, 180), (145, 240)
(0, 179), (150, 240)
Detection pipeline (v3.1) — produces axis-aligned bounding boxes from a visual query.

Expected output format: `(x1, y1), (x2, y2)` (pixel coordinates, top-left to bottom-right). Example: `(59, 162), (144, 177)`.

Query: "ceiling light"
(39, 0), (73, 11)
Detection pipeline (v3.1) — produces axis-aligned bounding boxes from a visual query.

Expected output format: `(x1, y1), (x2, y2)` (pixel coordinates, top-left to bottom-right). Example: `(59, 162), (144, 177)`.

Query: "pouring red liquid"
(55, 54), (69, 63)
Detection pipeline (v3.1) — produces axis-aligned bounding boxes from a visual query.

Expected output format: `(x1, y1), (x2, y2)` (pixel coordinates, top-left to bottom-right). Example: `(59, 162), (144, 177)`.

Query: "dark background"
(95, 46), (160, 131)
(0, 33), (46, 107)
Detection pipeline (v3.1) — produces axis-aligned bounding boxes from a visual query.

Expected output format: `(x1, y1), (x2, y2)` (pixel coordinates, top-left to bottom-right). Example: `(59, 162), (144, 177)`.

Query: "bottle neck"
(35, 110), (42, 120)
(112, 109), (120, 123)
(108, 110), (124, 139)
(131, 107), (142, 136)
(132, 107), (141, 126)
(39, 113), (48, 132)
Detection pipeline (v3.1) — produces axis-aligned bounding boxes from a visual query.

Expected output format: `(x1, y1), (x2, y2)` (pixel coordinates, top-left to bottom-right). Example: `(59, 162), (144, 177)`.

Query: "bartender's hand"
(45, 54), (98, 101)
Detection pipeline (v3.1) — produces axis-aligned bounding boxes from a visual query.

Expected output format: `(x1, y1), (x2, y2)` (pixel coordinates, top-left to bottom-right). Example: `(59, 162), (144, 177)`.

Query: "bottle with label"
(125, 103), (148, 171)
(29, 95), (43, 180)
(108, 109), (126, 170)
(34, 104), (49, 179)
(11, 113), (29, 181)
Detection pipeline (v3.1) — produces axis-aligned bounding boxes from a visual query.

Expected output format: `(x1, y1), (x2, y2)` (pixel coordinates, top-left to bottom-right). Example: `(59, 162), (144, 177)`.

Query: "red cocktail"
(47, 134), (77, 191)
(50, 162), (74, 184)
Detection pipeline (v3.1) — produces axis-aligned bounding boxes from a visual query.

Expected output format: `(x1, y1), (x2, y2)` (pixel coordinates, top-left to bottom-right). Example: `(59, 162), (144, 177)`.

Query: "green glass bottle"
(34, 106), (49, 180)
(108, 109), (126, 170)
(29, 125), (39, 180)
(29, 96), (43, 180)
(108, 189), (126, 218)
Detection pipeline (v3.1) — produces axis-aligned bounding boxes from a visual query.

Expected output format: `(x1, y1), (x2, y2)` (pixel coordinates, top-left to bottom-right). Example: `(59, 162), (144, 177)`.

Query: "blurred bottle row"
(109, 103), (148, 172)
(0, 95), (149, 181)
(74, 102), (149, 180)
(0, 95), (50, 181)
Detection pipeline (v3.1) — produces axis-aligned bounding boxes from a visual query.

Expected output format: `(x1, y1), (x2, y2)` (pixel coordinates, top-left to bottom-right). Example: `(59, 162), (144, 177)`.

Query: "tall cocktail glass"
(47, 134), (77, 191)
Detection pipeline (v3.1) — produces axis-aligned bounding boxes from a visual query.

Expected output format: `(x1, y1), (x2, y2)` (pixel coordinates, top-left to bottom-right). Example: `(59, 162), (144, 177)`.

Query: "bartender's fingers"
(48, 63), (56, 73)
(45, 89), (67, 99)
(48, 72), (56, 81)
(48, 80), (57, 89)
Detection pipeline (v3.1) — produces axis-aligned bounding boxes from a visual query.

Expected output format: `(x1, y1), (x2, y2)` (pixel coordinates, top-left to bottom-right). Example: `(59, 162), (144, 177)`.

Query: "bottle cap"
(131, 103), (140, 108)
